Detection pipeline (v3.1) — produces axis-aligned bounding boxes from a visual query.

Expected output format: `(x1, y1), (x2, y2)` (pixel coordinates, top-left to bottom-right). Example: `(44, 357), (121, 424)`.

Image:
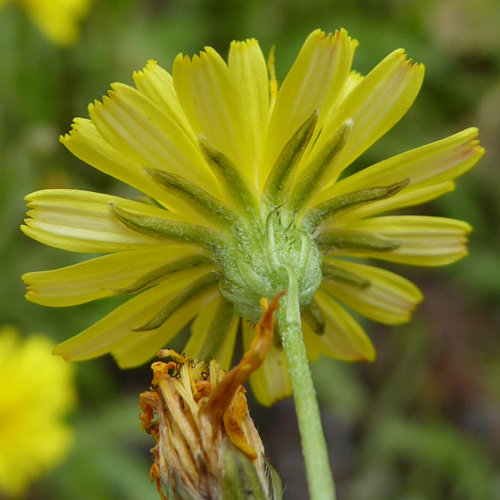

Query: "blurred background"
(1, 0), (499, 498)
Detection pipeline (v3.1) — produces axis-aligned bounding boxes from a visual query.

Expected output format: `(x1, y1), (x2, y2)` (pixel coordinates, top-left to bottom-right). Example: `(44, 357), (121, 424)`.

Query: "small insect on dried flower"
(139, 293), (284, 500)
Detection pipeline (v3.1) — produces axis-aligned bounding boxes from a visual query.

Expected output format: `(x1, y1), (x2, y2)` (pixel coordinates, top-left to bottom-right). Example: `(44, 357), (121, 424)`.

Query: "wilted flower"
(22, 29), (483, 405)
(140, 293), (283, 500)
(0, 326), (75, 497)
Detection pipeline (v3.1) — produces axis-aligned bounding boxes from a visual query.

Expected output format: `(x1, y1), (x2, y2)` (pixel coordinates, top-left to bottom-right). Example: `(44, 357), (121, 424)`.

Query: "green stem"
(277, 266), (336, 500)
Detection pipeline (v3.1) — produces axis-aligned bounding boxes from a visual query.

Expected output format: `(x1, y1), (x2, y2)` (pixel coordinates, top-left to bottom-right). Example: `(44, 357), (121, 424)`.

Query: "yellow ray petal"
(60, 118), (187, 213)
(184, 294), (239, 370)
(337, 215), (471, 266)
(111, 286), (220, 368)
(312, 290), (375, 361)
(23, 245), (208, 307)
(88, 83), (222, 199)
(212, 313), (239, 370)
(301, 321), (324, 361)
(312, 49), (424, 189)
(62, 118), (220, 224)
(53, 267), (212, 361)
(183, 293), (219, 356)
(317, 127), (484, 204)
(329, 37), (360, 105)
(133, 60), (192, 137)
(228, 39), (269, 187)
(337, 70), (363, 102)
(22, 190), (187, 253)
(242, 319), (292, 406)
(322, 259), (423, 325)
(262, 29), (352, 183)
(173, 48), (248, 179)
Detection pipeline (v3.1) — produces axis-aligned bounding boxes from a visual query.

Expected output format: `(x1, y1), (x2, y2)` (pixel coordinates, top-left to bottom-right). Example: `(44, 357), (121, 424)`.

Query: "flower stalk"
(277, 268), (336, 500)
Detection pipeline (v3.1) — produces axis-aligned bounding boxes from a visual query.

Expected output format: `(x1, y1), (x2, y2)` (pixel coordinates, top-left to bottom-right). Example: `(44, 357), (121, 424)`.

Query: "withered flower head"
(140, 293), (284, 500)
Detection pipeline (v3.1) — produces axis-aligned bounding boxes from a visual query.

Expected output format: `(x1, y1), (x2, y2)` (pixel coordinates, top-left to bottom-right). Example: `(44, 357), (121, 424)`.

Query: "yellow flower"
(22, 29), (483, 405)
(0, 0), (90, 46)
(140, 293), (283, 500)
(0, 326), (75, 497)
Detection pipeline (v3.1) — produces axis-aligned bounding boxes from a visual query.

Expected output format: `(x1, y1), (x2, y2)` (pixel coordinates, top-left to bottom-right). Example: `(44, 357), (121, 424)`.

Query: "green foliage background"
(1, 0), (499, 498)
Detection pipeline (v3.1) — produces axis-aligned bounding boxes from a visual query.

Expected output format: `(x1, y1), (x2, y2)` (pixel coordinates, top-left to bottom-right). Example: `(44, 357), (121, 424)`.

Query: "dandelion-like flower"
(22, 29), (484, 405)
(1, 0), (90, 46)
(0, 326), (75, 498)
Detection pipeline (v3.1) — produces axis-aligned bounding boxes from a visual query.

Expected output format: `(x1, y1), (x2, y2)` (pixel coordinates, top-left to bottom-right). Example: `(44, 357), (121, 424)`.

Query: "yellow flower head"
(0, 326), (75, 497)
(22, 29), (484, 405)
(1, 0), (90, 46)
(140, 293), (283, 500)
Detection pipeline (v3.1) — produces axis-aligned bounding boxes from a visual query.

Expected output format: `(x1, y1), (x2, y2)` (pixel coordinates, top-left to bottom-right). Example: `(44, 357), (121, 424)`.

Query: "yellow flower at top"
(22, 29), (483, 405)
(0, 0), (90, 46)
(0, 326), (75, 498)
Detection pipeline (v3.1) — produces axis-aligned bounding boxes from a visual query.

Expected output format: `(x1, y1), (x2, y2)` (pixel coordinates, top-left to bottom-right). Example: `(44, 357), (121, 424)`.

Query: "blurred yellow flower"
(0, 0), (90, 46)
(0, 326), (75, 498)
(22, 29), (483, 405)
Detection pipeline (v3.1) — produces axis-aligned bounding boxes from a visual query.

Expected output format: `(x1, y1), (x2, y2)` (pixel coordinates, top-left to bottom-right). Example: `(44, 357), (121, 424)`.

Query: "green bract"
(219, 210), (323, 322)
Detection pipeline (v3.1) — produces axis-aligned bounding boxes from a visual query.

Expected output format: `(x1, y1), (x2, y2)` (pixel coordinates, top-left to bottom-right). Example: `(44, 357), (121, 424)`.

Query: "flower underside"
(22, 29), (484, 405)
(111, 112), (406, 325)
